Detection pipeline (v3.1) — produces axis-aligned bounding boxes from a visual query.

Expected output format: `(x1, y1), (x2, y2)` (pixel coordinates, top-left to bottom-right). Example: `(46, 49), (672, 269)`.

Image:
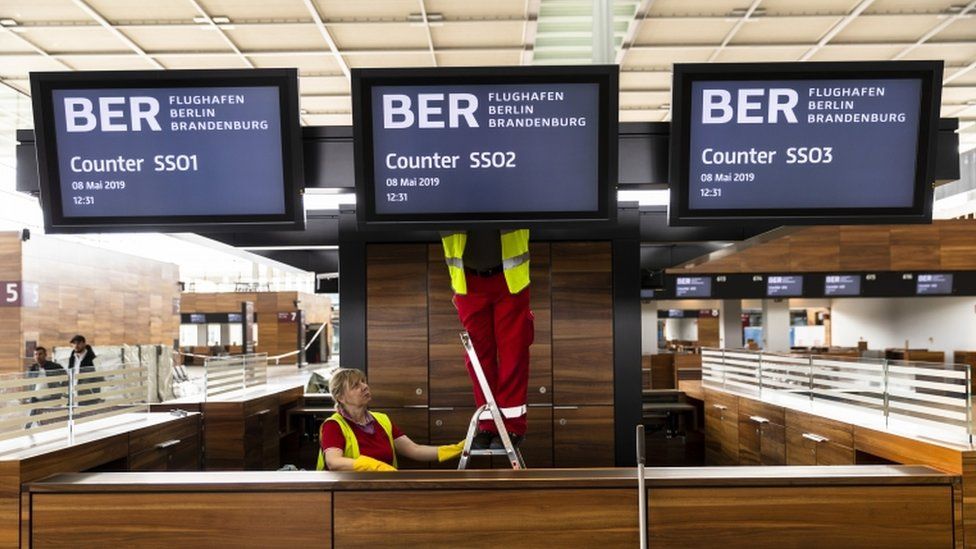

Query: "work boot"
(489, 432), (524, 450)
(472, 430), (494, 450)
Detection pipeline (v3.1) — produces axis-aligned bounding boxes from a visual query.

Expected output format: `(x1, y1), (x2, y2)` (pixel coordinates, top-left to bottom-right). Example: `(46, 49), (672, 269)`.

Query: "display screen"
(670, 61), (942, 225)
(675, 276), (712, 298)
(767, 275), (803, 297)
(916, 273), (953, 295)
(824, 274), (861, 296)
(353, 66), (617, 226)
(30, 69), (304, 232)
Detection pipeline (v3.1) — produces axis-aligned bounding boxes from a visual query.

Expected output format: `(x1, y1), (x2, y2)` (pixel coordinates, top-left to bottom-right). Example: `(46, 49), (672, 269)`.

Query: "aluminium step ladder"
(457, 331), (526, 470)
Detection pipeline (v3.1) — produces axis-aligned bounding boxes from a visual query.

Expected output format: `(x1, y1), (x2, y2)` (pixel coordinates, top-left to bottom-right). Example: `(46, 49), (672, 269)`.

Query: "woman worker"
(318, 368), (465, 472)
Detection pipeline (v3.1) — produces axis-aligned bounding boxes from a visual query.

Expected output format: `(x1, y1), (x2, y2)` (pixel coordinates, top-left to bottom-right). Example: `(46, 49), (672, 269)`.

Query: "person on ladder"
(441, 228), (533, 451)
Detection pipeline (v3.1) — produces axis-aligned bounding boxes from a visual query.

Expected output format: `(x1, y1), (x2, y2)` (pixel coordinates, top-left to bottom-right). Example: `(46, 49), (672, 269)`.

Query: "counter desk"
(151, 383), (304, 470)
(26, 465), (957, 548)
(0, 412), (201, 548)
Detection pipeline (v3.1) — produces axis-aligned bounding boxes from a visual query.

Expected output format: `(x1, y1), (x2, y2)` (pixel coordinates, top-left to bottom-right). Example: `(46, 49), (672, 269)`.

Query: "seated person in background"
(318, 368), (465, 472)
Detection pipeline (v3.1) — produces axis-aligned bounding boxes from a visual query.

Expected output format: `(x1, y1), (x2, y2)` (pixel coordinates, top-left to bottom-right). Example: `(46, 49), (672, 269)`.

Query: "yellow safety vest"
(316, 411), (397, 471)
(441, 229), (530, 295)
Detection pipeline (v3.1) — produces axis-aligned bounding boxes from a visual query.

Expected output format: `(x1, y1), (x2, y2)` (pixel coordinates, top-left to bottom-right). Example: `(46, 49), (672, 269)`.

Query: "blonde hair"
(328, 368), (367, 411)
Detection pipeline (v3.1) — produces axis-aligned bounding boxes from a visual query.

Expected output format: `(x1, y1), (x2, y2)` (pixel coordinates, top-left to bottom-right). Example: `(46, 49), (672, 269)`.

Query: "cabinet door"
(719, 414), (739, 465)
(429, 407), (489, 470)
(737, 414), (761, 465)
(760, 423), (786, 465)
(243, 410), (267, 470)
(553, 406), (614, 468)
(817, 442), (855, 465)
(704, 403), (724, 465)
(373, 407), (429, 470)
(785, 428), (817, 465)
(520, 406), (553, 468)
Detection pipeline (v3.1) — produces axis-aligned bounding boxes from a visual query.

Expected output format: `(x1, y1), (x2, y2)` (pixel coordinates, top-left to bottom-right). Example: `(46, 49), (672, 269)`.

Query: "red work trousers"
(453, 271), (533, 435)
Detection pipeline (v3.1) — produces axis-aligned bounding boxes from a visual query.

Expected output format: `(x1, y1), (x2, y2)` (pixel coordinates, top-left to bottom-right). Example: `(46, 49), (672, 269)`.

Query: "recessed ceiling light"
(192, 16), (210, 24)
(212, 16), (231, 24)
(300, 108), (309, 114)
(0, 18), (18, 27)
(407, 12), (444, 25)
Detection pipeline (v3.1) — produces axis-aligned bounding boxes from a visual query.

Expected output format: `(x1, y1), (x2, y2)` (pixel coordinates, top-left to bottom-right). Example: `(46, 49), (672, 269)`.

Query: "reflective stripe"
(478, 404), (527, 421)
(444, 256), (464, 270)
(502, 252), (529, 271)
(316, 411), (397, 470)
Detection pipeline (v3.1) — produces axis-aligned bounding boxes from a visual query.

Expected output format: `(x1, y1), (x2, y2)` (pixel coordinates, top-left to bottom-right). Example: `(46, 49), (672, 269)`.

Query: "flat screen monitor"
(824, 274), (861, 296)
(352, 65), (618, 227)
(767, 275), (803, 297)
(30, 69), (304, 233)
(916, 273), (953, 295)
(670, 61), (942, 225)
(675, 276), (712, 298)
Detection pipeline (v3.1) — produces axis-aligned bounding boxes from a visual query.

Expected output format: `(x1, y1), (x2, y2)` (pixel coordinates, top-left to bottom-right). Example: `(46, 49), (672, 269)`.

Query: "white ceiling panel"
(944, 86), (976, 103)
(344, 52), (434, 69)
(19, 27), (129, 53)
(224, 24), (325, 51)
(249, 53), (341, 73)
(714, 46), (809, 63)
(834, 14), (941, 42)
(731, 16), (839, 43)
(85, 0), (199, 21)
(649, 0), (751, 17)
(299, 95), (350, 112)
(123, 26), (236, 53)
(0, 54), (66, 75)
(866, 0), (956, 13)
(619, 90), (669, 108)
(635, 18), (735, 45)
(426, 0), (527, 19)
(620, 70), (671, 90)
(622, 47), (712, 67)
(313, 0), (418, 19)
(0, 0), (91, 23)
(330, 23), (429, 50)
(198, 0), (312, 20)
(0, 31), (39, 54)
(298, 75), (349, 94)
(304, 113), (352, 126)
(431, 22), (525, 48)
(761, 0), (862, 15)
(435, 50), (521, 66)
(900, 43), (976, 65)
(62, 54), (159, 71)
(808, 44), (905, 61)
(156, 54), (250, 70)
(937, 17), (976, 42)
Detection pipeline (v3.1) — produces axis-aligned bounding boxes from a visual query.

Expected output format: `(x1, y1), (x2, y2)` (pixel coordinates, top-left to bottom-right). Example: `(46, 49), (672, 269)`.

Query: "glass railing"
(203, 353), (268, 400)
(702, 348), (973, 445)
(0, 363), (149, 444)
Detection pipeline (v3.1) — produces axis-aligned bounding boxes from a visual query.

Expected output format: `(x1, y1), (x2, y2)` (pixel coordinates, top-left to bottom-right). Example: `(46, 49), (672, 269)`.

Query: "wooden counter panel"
(737, 397), (784, 426)
(31, 492), (331, 548)
(648, 485), (954, 548)
(127, 414), (199, 455)
(334, 489), (637, 548)
(22, 435), (128, 482)
(785, 408), (853, 449)
(854, 426), (964, 475)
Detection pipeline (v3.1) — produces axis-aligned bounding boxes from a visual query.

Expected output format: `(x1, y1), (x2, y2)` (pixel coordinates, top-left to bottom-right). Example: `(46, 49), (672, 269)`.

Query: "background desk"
(152, 384), (303, 470)
(27, 465), (957, 548)
(0, 412), (200, 548)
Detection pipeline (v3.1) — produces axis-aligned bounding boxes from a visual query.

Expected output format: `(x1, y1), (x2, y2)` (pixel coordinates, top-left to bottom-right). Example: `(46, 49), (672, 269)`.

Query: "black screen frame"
(352, 65), (618, 228)
(669, 60), (943, 226)
(30, 68), (305, 233)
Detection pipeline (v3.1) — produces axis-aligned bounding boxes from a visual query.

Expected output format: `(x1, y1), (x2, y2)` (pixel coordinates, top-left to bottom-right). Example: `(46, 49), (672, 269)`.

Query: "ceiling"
(0, 0), (971, 147)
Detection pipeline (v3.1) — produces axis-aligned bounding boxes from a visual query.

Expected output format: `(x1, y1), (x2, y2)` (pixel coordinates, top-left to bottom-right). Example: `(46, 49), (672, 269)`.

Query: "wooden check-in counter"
(26, 465), (957, 548)
(0, 412), (201, 548)
(151, 383), (303, 470)
(693, 384), (976, 546)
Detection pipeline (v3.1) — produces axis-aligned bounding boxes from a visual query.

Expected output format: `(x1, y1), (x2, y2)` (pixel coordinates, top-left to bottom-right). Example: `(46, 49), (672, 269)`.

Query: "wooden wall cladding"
(32, 492), (332, 548)
(648, 485), (954, 548)
(0, 234), (180, 374)
(676, 219), (976, 274)
(551, 242), (613, 406)
(0, 233), (22, 373)
(366, 241), (613, 468)
(333, 489), (638, 547)
(366, 244), (428, 407)
(179, 291), (332, 364)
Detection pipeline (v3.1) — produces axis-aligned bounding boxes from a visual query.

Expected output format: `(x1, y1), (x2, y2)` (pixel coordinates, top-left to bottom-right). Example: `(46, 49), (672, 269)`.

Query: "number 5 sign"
(0, 281), (39, 307)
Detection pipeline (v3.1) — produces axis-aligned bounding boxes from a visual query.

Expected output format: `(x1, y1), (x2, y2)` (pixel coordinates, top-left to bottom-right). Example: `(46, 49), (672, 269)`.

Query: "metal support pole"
(637, 424), (647, 549)
(592, 0), (614, 64)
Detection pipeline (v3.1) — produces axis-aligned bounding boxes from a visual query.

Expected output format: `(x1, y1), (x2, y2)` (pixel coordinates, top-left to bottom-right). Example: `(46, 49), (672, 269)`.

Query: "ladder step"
(465, 449), (514, 456)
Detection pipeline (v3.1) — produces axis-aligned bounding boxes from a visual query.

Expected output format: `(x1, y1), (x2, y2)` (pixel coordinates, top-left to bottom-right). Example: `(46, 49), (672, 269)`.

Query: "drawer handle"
(253, 409), (271, 416)
(428, 407), (454, 411)
(404, 405), (429, 409)
(802, 433), (829, 444)
(749, 416), (769, 424)
(711, 404), (727, 411)
(553, 406), (579, 410)
(155, 439), (182, 450)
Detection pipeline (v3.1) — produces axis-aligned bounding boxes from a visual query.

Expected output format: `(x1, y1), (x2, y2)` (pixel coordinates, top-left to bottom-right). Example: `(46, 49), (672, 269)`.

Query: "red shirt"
(320, 416), (403, 467)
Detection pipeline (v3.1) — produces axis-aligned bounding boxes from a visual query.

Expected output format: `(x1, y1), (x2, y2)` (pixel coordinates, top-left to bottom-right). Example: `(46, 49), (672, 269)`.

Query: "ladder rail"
(458, 331), (525, 470)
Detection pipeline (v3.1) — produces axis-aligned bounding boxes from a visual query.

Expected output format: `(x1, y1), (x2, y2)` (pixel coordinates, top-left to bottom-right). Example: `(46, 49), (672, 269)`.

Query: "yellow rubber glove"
(437, 440), (466, 462)
(352, 455), (397, 472)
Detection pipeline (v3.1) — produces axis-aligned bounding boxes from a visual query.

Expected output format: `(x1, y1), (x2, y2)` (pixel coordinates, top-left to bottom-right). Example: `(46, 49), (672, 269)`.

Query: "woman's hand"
(437, 440), (466, 462)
